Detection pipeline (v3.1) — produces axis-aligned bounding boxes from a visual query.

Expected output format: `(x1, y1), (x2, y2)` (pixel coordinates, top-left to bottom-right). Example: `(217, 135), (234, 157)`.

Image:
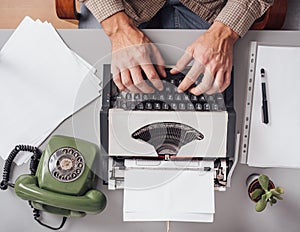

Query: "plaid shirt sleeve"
(79, 0), (125, 23)
(215, 0), (274, 37)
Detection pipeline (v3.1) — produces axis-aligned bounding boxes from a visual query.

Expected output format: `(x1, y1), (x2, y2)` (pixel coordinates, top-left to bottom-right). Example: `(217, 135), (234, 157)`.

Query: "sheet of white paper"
(0, 17), (100, 165)
(123, 160), (215, 222)
(247, 45), (300, 168)
(39, 20), (97, 74)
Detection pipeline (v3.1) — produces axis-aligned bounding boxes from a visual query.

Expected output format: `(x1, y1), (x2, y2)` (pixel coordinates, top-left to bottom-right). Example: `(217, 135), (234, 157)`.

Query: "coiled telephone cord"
(0, 145), (67, 230)
(0, 145), (40, 189)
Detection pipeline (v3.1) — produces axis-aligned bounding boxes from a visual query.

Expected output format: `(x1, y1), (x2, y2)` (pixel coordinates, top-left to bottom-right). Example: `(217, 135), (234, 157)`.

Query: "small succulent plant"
(250, 174), (284, 212)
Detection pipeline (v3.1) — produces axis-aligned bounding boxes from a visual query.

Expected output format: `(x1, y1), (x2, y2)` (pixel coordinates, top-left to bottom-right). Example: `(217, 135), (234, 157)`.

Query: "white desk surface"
(1, 29), (300, 232)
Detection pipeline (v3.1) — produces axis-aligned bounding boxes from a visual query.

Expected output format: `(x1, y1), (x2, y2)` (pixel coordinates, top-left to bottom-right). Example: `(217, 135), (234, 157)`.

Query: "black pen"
(260, 68), (269, 124)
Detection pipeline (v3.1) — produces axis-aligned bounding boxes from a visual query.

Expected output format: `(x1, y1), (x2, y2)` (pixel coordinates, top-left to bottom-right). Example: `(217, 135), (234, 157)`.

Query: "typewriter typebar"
(100, 64), (236, 191)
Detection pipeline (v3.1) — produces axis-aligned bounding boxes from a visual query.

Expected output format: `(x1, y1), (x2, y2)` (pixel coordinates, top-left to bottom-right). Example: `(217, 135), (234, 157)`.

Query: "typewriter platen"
(100, 64), (236, 191)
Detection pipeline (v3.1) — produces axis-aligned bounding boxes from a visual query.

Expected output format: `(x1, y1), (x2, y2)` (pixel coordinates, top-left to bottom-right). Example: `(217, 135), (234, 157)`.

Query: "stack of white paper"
(123, 159), (215, 222)
(0, 17), (100, 165)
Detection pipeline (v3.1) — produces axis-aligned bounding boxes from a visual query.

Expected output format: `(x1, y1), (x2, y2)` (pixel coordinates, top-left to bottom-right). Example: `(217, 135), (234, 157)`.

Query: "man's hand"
(171, 21), (239, 95)
(101, 12), (166, 93)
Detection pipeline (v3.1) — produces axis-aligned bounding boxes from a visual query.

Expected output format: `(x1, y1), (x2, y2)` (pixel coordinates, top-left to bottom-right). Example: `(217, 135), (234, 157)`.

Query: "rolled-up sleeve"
(215, 0), (274, 37)
(79, 0), (125, 22)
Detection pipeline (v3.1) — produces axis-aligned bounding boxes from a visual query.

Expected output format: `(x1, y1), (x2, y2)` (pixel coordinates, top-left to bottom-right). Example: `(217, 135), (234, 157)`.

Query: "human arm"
(172, 21), (238, 95)
(79, 0), (166, 93)
(172, 0), (273, 95)
(101, 11), (166, 93)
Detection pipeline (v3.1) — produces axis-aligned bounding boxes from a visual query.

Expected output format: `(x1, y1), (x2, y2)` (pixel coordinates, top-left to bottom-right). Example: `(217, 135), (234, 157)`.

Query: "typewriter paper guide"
(123, 159), (215, 222)
(108, 110), (228, 158)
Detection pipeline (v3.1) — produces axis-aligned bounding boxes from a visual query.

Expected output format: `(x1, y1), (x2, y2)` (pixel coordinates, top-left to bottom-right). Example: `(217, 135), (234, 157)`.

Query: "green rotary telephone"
(1, 135), (106, 229)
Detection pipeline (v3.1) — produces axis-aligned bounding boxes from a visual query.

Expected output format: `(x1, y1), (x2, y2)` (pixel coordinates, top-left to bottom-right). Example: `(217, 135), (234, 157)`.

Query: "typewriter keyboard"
(112, 68), (226, 111)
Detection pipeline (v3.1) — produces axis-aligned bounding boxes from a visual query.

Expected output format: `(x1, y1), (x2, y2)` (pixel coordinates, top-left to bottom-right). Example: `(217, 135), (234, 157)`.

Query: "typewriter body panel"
(109, 110), (228, 158)
(100, 64), (236, 191)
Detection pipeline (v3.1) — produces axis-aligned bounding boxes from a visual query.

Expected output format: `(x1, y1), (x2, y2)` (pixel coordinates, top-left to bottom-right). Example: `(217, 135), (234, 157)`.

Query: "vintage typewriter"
(100, 64), (236, 191)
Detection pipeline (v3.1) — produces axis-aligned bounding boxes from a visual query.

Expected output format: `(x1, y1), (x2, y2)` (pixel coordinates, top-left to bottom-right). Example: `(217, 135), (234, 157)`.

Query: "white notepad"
(247, 45), (300, 168)
(123, 159), (215, 222)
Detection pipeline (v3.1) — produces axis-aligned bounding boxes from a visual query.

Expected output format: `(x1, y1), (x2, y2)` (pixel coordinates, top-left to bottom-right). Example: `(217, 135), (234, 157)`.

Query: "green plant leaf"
(256, 198), (268, 212)
(250, 188), (263, 200)
(272, 189), (280, 195)
(258, 174), (270, 192)
(271, 189), (284, 200)
(275, 187), (284, 194)
(261, 194), (267, 202)
(273, 195), (283, 200)
(265, 191), (272, 200)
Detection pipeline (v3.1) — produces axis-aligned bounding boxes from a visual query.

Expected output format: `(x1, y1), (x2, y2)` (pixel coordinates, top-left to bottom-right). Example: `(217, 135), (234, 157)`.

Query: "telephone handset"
(1, 135), (106, 229)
